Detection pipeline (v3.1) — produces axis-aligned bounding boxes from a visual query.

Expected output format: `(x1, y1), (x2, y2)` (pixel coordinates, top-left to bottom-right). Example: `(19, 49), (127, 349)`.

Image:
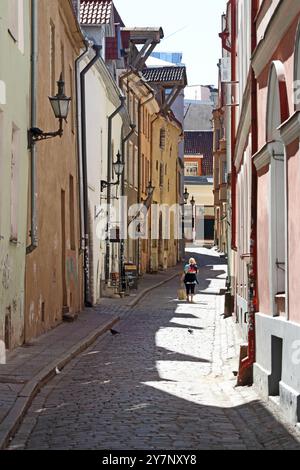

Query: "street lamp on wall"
(190, 196), (196, 242)
(28, 74), (71, 147)
(101, 151), (124, 192)
(183, 187), (189, 204)
(146, 181), (155, 199)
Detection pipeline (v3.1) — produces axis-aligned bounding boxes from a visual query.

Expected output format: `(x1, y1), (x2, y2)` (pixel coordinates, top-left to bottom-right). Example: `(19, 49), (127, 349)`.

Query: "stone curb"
(0, 315), (120, 450)
(128, 270), (181, 308)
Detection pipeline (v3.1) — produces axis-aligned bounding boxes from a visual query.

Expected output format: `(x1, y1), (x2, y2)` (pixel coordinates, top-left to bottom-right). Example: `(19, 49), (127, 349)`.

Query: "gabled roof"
(80, 0), (113, 25)
(184, 131), (213, 176)
(142, 66), (186, 84)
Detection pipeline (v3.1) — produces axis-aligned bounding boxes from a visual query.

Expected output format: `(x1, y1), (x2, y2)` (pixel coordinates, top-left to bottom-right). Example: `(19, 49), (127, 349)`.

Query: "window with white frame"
(8, 0), (25, 53)
(184, 161), (198, 177)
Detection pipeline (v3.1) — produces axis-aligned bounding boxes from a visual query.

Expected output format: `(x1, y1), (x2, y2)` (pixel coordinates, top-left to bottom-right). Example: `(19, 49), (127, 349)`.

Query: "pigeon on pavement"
(110, 329), (121, 336)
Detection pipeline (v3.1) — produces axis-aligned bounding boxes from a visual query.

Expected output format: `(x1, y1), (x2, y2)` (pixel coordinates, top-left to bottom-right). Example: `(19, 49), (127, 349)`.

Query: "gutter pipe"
(119, 123), (136, 291)
(137, 91), (155, 275)
(238, 0), (259, 384)
(105, 96), (126, 283)
(231, 0), (237, 251)
(27, 0), (38, 254)
(80, 44), (102, 306)
(75, 40), (90, 252)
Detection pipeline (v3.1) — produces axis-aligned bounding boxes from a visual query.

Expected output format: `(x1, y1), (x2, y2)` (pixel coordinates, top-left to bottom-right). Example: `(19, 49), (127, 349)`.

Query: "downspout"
(231, 0), (237, 251)
(238, 0), (259, 384)
(75, 40), (90, 252)
(80, 45), (102, 306)
(120, 123), (136, 291)
(26, 0), (38, 254)
(150, 113), (160, 271)
(137, 92), (155, 275)
(105, 96), (126, 284)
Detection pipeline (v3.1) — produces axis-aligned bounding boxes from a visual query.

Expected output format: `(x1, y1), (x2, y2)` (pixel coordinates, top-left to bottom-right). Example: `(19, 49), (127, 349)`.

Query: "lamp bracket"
(101, 178), (120, 193)
(28, 120), (63, 148)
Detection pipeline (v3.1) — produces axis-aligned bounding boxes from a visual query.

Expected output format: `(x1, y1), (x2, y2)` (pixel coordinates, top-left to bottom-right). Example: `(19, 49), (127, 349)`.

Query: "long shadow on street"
(9, 249), (300, 450)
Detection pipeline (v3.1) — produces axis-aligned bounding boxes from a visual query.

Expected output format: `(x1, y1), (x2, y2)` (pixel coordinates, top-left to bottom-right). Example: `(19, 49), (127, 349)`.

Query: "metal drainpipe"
(120, 124), (136, 291)
(26, 0), (38, 255)
(137, 92), (155, 275)
(231, 0), (237, 251)
(80, 45), (102, 306)
(150, 113), (160, 272)
(75, 40), (90, 252)
(105, 96), (126, 284)
(238, 0), (259, 382)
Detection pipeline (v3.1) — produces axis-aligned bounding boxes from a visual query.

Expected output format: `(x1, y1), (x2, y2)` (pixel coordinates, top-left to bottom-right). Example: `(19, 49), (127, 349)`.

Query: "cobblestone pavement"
(8, 249), (300, 450)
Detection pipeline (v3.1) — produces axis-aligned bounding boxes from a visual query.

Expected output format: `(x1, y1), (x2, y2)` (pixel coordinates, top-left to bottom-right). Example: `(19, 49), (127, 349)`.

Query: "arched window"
(266, 61), (289, 310)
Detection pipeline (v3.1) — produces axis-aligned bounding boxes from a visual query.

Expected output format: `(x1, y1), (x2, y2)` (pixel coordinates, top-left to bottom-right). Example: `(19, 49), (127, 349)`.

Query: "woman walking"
(183, 258), (199, 303)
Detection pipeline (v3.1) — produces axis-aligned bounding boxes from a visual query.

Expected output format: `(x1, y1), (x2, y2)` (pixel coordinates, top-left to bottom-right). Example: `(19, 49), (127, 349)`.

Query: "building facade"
(0, 0), (31, 349)
(25, 0), (85, 340)
(219, 0), (300, 424)
(184, 131), (214, 243)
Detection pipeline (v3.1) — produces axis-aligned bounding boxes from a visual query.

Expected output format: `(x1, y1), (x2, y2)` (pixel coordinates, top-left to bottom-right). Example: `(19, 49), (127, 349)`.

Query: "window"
(221, 161), (227, 184)
(160, 163), (164, 187)
(128, 143), (133, 186)
(50, 21), (56, 95)
(10, 125), (20, 241)
(8, 0), (19, 42)
(134, 146), (138, 188)
(61, 42), (65, 80)
(160, 128), (166, 149)
(69, 175), (75, 250)
(69, 66), (74, 133)
(184, 161), (198, 177)
(135, 99), (139, 133)
(142, 154), (145, 193)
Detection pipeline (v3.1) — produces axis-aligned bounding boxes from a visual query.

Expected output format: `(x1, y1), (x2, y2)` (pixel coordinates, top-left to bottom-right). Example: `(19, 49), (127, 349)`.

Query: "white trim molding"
(279, 111), (300, 146)
(234, 82), (251, 172)
(253, 141), (284, 171)
(252, 0), (300, 78)
(253, 142), (271, 171)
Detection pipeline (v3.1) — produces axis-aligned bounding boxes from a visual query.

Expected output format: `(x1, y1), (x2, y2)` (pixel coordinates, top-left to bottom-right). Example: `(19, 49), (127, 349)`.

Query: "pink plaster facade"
(255, 13), (300, 322)
(221, 0), (300, 423)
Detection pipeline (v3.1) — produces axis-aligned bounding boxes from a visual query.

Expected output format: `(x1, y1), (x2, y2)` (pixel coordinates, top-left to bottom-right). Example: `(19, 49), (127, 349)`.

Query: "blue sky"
(115, 0), (226, 88)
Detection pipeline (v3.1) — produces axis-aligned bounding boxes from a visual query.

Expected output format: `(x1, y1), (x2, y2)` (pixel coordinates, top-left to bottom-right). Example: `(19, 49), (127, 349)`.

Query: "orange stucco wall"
(25, 0), (84, 340)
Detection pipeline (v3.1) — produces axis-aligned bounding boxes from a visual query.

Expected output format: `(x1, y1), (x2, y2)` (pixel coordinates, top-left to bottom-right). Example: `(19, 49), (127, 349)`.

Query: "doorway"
(61, 190), (68, 310)
(269, 335), (283, 397)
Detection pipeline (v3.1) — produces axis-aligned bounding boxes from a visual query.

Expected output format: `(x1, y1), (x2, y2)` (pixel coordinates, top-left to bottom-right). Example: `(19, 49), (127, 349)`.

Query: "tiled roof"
(142, 66), (186, 83)
(80, 0), (112, 25)
(184, 131), (213, 176)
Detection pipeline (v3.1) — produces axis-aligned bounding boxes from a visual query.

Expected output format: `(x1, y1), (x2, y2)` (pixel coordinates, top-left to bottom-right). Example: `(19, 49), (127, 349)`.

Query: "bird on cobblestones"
(110, 329), (121, 336)
(188, 329), (194, 335)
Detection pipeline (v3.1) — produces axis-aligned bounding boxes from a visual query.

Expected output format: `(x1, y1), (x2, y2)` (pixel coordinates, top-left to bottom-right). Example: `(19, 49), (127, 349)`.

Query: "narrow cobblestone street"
(8, 249), (300, 450)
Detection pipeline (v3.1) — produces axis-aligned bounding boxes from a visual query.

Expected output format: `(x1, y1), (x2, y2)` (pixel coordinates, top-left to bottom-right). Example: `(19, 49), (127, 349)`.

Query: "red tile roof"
(80, 0), (113, 25)
(184, 131), (213, 176)
(142, 66), (186, 84)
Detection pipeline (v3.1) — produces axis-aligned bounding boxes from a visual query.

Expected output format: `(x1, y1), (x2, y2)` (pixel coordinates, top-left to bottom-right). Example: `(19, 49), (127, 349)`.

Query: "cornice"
(234, 83), (251, 172)
(252, 0), (300, 77)
(278, 111), (300, 146)
(253, 143), (271, 171)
